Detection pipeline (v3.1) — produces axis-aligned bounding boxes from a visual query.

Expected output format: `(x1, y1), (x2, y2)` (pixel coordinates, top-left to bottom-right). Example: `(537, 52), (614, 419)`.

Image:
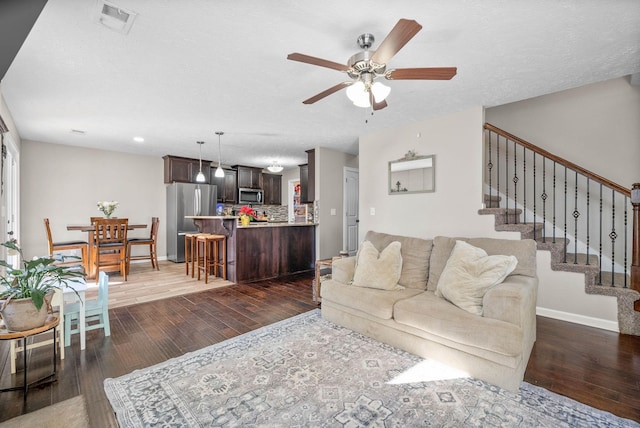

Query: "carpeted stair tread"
(592, 272), (633, 289)
(495, 222), (544, 239)
(483, 194), (502, 208)
(534, 237), (570, 251)
(551, 252), (600, 273)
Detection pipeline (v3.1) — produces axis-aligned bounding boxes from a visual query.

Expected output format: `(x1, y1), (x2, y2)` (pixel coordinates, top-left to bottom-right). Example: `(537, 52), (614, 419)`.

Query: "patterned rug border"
(104, 309), (639, 427)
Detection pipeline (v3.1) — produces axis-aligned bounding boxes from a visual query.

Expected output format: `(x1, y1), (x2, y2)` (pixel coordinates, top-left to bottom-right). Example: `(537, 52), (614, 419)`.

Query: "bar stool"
(185, 233), (209, 277)
(196, 234), (227, 284)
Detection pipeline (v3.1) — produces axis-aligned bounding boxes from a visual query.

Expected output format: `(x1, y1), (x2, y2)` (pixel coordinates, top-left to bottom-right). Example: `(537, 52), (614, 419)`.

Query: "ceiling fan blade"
(370, 19), (422, 65)
(302, 82), (352, 104)
(373, 98), (388, 111)
(387, 67), (457, 80)
(368, 90), (388, 111)
(287, 53), (350, 72)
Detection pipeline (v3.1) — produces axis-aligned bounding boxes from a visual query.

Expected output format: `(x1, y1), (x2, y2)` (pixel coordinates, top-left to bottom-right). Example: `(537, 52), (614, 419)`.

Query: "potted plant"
(0, 239), (85, 331)
(238, 206), (257, 226)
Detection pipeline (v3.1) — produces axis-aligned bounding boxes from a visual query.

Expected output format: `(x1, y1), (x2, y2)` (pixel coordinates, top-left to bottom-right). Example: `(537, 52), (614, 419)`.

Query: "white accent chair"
(64, 271), (110, 346)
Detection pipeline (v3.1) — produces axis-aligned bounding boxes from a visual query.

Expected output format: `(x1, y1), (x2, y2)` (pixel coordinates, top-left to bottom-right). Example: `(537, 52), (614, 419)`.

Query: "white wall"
(486, 77), (640, 188)
(280, 167), (299, 205)
(21, 140), (166, 260)
(359, 106), (618, 330)
(317, 147), (357, 259)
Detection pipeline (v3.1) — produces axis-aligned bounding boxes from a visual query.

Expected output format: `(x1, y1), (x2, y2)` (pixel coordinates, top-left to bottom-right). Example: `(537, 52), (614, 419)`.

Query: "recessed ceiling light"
(133, 136), (144, 143)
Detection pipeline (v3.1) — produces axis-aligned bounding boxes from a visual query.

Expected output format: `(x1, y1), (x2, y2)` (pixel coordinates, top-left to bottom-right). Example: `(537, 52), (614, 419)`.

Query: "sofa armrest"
(482, 275), (538, 328)
(331, 257), (356, 284)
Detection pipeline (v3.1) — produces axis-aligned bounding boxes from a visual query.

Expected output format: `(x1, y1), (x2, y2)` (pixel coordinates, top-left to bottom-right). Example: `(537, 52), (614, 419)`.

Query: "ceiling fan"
(287, 19), (457, 111)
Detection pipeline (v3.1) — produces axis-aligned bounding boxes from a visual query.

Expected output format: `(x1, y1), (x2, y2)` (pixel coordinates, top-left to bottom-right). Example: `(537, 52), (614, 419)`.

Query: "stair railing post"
(632, 183), (640, 292)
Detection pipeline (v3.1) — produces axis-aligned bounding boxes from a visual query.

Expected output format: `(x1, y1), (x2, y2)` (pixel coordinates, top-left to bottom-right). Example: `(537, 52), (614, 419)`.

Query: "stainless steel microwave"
(238, 188), (263, 205)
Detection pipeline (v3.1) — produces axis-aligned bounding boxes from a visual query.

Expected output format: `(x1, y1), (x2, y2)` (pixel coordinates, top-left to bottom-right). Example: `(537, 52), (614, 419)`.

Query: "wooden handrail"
(484, 123), (631, 197)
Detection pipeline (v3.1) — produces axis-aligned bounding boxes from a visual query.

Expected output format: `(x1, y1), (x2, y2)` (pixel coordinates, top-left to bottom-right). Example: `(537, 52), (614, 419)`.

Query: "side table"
(0, 316), (59, 400)
(313, 257), (341, 303)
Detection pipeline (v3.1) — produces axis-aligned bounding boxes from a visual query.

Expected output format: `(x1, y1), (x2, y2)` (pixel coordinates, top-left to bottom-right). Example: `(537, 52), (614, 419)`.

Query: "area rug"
(0, 395), (89, 427)
(104, 310), (638, 427)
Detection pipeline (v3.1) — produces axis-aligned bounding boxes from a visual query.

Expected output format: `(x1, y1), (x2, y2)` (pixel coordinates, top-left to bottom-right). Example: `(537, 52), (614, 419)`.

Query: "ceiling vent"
(95, 1), (137, 34)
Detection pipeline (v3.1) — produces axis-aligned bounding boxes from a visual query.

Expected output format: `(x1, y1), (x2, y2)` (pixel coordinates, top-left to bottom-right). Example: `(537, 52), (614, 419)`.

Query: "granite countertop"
(237, 222), (317, 228)
(185, 216), (317, 227)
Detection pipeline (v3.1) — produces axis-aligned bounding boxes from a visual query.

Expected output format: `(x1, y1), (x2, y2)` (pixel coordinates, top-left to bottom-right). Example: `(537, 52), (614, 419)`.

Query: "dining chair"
(126, 217), (160, 273)
(9, 289), (65, 374)
(64, 271), (110, 346)
(44, 218), (88, 273)
(94, 217), (128, 283)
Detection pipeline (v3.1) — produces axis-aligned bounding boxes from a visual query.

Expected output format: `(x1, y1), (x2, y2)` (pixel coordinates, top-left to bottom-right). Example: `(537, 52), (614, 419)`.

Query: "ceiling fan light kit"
(287, 19), (457, 111)
(267, 162), (284, 173)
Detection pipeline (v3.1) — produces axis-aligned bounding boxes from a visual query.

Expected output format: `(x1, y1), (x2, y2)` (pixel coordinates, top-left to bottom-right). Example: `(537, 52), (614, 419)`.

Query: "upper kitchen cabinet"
(210, 168), (238, 203)
(262, 173), (282, 205)
(163, 155), (210, 184)
(235, 166), (263, 189)
(299, 149), (315, 203)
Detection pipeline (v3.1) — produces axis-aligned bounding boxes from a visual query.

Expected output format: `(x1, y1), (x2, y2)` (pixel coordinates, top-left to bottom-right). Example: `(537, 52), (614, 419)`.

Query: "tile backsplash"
(223, 204), (312, 222)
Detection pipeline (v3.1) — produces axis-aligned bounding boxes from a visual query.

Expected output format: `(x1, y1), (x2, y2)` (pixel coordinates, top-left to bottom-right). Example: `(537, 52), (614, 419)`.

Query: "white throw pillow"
(352, 241), (403, 290)
(435, 240), (518, 315)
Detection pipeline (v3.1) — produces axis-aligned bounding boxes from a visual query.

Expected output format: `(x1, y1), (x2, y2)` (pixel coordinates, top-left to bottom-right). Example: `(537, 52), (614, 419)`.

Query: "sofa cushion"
(321, 279), (424, 320)
(364, 231), (432, 290)
(353, 241), (403, 290)
(427, 236), (537, 291)
(394, 291), (523, 359)
(435, 240), (518, 315)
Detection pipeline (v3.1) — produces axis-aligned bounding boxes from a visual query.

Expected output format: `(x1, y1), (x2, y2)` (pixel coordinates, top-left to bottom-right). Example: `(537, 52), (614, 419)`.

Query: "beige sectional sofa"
(320, 231), (538, 392)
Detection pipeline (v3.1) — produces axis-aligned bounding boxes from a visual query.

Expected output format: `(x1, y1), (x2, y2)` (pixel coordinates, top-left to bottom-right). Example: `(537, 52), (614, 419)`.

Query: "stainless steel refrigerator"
(166, 182), (217, 262)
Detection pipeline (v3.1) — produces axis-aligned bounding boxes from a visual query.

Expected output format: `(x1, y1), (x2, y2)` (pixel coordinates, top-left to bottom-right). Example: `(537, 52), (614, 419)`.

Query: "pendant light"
(214, 131), (225, 178)
(195, 141), (206, 183)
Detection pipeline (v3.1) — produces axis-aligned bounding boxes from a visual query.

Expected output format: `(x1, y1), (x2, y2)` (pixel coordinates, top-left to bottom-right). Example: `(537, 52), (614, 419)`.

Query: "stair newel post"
(631, 183), (640, 294)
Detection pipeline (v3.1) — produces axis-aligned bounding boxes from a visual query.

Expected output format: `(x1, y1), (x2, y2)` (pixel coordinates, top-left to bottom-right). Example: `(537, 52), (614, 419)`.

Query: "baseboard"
(536, 307), (619, 333)
(129, 255), (167, 264)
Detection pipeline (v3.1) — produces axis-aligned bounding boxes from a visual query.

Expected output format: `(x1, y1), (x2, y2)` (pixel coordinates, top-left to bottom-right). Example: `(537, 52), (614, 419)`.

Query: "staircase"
(480, 124), (640, 336)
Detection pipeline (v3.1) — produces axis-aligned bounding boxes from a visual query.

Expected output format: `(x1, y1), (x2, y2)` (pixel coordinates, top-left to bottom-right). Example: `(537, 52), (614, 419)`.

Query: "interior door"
(343, 168), (359, 256)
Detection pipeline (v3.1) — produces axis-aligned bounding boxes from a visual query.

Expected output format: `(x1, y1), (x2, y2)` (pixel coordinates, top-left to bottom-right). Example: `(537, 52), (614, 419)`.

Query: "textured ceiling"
(2, 0), (639, 169)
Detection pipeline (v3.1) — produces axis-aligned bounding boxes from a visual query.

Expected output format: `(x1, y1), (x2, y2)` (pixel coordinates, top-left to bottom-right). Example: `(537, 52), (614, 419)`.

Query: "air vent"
(95, 1), (137, 34)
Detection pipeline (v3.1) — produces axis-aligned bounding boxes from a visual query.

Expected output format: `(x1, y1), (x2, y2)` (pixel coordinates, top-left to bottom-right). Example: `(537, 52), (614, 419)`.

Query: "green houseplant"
(0, 239), (85, 331)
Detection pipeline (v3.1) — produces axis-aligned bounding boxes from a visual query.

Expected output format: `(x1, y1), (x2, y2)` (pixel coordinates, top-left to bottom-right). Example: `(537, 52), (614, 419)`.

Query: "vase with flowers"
(97, 200), (118, 218)
(238, 206), (257, 226)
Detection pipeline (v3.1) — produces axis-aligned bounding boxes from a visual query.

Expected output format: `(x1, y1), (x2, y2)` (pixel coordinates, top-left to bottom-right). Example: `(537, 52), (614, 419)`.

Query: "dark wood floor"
(1, 272), (639, 425)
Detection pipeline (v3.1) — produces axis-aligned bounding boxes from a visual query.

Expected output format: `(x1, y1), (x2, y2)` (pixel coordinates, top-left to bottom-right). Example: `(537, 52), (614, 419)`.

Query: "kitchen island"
(185, 216), (316, 283)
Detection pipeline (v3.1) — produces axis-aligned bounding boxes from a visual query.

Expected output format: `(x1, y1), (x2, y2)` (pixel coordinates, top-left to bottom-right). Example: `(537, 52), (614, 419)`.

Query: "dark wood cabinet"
(236, 166), (263, 189)
(300, 149), (315, 203)
(163, 155), (210, 184)
(299, 164), (309, 203)
(263, 173), (282, 205)
(210, 168), (238, 203)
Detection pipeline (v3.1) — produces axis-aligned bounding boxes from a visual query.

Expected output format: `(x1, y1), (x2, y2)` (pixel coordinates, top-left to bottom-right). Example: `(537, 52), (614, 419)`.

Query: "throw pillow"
(435, 240), (518, 315)
(352, 240), (403, 290)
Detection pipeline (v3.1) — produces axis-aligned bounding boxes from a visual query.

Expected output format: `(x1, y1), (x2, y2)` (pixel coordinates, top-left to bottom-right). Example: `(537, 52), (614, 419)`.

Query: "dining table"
(67, 222), (147, 279)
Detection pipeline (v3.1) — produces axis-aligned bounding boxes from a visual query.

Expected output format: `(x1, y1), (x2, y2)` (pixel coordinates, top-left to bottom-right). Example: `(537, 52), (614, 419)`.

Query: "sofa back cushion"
(364, 231), (432, 290)
(427, 236), (537, 292)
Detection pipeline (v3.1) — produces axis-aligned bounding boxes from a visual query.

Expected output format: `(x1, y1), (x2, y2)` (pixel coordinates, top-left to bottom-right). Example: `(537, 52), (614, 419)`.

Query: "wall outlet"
(370, 207), (376, 215)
